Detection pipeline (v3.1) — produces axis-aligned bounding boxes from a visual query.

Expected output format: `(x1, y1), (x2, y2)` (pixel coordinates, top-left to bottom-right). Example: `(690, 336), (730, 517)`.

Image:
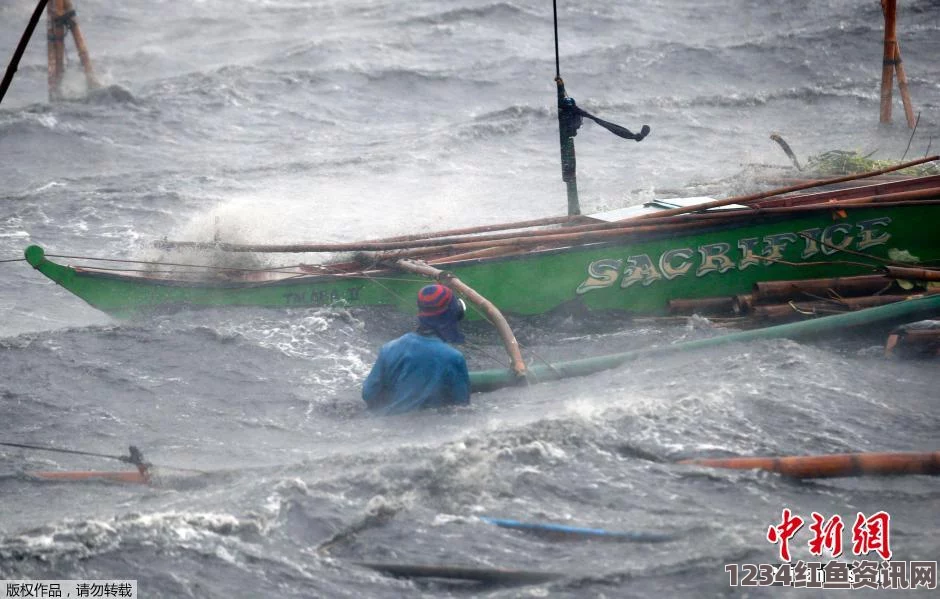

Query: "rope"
(0, 258), (25, 264)
(0, 441), (207, 474)
(900, 112), (921, 162)
(757, 256), (882, 271)
(45, 252), (434, 285)
(47, 253), (318, 275)
(552, 0), (561, 79)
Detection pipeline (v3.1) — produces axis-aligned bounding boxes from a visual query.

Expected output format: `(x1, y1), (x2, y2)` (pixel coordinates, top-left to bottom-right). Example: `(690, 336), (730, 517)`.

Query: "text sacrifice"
(576, 218), (891, 294)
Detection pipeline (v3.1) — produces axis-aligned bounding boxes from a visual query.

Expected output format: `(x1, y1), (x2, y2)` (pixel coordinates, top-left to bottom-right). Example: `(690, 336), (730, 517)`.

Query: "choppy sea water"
(1, 1), (938, 597)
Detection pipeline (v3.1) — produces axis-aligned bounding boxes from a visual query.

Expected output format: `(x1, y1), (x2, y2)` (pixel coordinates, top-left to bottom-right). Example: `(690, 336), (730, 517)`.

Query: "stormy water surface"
(1, 1), (938, 597)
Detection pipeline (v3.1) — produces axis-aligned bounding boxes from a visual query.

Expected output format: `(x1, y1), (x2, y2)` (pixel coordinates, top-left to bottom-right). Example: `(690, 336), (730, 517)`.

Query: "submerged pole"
(880, 0), (915, 127)
(52, 0), (66, 99)
(879, 0), (898, 123)
(45, 0), (59, 101)
(469, 292), (940, 392)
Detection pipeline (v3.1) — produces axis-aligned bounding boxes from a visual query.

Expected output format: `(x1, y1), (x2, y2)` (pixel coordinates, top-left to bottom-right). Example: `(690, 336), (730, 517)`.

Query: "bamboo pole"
(45, 0), (58, 100)
(884, 265), (940, 282)
(391, 258), (527, 378)
(155, 163), (940, 255)
(373, 215), (585, 243)
(882, 0), (915, 127)
(751, 294), (916, 321)
(61, 0), (99, 90)
(154, 189), (940, 257)
(52, 0), (65, 97)
(626, 155), (939, 222)
(880, 0), (898, 123)
(366, 197), (940, 261)
(152, 194), (940, 264)
(758, 173), (940, 207)
(679, 452), (939, 479)
(27, 470), (151, 484)
(752, 275), (895, 303)
(171, 195), (939, 263)
(893, 42), (915, 127)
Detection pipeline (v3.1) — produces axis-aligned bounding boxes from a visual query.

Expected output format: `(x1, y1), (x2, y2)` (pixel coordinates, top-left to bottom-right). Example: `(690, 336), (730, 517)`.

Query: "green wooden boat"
(23, 174), (940, 319)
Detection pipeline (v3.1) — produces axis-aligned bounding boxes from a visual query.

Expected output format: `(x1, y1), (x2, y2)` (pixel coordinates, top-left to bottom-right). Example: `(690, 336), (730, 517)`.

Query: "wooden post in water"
(46, 0), (61, 100)
(61, 0), (99, 90)
(879, 0), (915, 127)
(53, 0), (66, 96)
(879, 0), (897, 123)
(881, 0), (915, 127)
(45, 0), (99, 101)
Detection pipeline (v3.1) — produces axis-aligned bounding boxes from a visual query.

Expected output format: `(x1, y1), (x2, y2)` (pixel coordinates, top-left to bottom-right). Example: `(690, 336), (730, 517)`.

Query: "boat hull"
(25, 203), (940, 319)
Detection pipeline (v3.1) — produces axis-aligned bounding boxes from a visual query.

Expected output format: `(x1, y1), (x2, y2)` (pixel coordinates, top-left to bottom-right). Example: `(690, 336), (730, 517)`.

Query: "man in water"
(362, 284), (470, 415)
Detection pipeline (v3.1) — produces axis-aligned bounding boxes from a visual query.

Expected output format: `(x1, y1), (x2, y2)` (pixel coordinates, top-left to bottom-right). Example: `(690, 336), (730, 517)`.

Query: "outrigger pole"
(0, 441), (207, 484)
(552, 1), (650, 216)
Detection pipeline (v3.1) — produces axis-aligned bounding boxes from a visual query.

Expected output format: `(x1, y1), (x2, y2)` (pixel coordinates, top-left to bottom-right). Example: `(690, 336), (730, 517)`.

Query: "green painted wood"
(24, 204), (940, 319)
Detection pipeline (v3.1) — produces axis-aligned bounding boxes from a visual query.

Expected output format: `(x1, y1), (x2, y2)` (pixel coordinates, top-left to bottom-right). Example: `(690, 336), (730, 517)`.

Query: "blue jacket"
(362, 332), (470, 415)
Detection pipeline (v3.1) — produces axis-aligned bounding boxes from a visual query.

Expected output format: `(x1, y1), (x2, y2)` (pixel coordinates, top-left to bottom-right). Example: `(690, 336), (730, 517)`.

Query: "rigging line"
(61, 265), (310, 276)
(552, 0), (561, 79)
(0, 441), (207, 474)
(56, 260), (429, 284)
(900, 112), (921, 163)
(462, 339), (512, 369)
(46, 253), (316, 275)
(520, 344), (564, 378)
(0, 258), (25, 264)
(758, 256), (881, 271)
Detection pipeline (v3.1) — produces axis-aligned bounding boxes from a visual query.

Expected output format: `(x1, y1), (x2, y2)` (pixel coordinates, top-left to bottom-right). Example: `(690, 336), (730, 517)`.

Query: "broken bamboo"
(751, 294), (918, 321)
(884, 265), (940, 282)
(752, 275), (895, 303)
(391, 258), (527, 378)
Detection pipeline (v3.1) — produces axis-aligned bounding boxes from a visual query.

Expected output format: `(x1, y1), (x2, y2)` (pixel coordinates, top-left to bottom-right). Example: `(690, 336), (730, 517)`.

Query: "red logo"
(767, 510), (893, 561)
(852, 511), (892, 560)
(767, 509), (805, 562)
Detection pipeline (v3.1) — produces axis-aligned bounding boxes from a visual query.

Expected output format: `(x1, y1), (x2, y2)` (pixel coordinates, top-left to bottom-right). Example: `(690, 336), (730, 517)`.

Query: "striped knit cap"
(416, 284), (454, 317)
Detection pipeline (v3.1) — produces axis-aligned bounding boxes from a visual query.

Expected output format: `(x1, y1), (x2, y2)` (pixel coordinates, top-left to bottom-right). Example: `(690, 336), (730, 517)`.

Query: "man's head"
(416, 284), (465, 343)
